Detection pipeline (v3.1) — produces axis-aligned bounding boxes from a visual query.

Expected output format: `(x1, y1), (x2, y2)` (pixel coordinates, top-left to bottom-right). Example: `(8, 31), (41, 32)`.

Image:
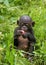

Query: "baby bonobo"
(14, 15), (36, 58)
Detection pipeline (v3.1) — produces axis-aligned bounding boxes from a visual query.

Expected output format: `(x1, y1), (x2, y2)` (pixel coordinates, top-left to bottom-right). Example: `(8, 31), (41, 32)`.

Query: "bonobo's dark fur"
(14, 15), (36, 58)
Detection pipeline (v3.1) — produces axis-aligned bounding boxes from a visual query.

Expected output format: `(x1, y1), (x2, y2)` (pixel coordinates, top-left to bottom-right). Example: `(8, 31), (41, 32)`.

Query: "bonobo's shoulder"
(15, 27), (20, 30)
(14, 27), (20, 33)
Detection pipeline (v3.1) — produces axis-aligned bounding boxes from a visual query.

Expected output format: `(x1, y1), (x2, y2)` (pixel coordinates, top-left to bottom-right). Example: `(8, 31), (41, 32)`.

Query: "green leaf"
(4, 0), (10, 7)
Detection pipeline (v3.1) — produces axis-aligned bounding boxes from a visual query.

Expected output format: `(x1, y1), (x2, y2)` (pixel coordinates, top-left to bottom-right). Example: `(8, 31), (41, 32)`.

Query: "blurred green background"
(0, 0), (46, 65)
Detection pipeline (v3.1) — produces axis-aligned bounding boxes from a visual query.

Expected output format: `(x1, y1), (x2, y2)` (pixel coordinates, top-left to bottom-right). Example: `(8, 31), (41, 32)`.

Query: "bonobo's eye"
(21, 23), (24, 26)
(24, 24), (29, 27)
(25, 24), (28, 26)
(22, 23), (28, 26)
(20, 23), (24, 27)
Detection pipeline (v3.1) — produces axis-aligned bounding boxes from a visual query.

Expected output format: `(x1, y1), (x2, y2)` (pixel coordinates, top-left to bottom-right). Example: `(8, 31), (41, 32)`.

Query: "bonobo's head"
(17, 15), (35, 26)
(17, 15), (35, 32)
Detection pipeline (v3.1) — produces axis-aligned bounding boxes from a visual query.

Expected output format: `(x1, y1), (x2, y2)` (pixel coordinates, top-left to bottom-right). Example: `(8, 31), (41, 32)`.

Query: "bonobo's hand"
(16, 30), (22, 36)
(17, 30), (25, 34)
(17, 30), (31, 38)
(23, 33), (30, 38)
(17, 30), (26, 35)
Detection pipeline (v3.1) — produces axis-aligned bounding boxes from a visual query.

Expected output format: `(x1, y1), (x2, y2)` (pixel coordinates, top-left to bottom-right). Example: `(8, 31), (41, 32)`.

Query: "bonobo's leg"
(27, 42), (35, 61)
(29, 43), (34, 53)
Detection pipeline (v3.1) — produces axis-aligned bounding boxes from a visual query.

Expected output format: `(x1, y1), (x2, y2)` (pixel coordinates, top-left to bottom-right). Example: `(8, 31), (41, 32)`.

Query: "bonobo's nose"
(22, 26), (27, 28)
(21, 26), (28, 31)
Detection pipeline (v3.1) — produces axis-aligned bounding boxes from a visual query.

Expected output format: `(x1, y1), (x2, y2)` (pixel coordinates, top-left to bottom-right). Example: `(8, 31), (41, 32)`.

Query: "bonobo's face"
(17, 24), (29, 35)
(21, 23), (28, 31)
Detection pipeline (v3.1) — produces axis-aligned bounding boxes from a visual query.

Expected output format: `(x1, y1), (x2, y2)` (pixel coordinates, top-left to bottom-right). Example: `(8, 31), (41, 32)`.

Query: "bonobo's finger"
(17, 30), (26, 35)
(19, 30), (25, 34)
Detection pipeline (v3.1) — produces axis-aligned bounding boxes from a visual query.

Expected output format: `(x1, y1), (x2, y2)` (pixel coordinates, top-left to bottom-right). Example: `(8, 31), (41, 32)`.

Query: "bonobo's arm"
(14, 27), (20, 47)
(28, 33), (36, 53)
(28, 33), (36, 43)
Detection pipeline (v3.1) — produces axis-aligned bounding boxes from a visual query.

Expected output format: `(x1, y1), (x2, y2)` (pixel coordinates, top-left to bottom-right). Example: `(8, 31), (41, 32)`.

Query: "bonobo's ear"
(17, 20), (19, 25)
(32, 21), (35, 27)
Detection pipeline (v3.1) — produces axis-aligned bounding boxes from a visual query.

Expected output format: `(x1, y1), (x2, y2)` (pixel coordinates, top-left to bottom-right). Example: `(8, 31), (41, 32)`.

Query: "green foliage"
(0, 0), (46, 65)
